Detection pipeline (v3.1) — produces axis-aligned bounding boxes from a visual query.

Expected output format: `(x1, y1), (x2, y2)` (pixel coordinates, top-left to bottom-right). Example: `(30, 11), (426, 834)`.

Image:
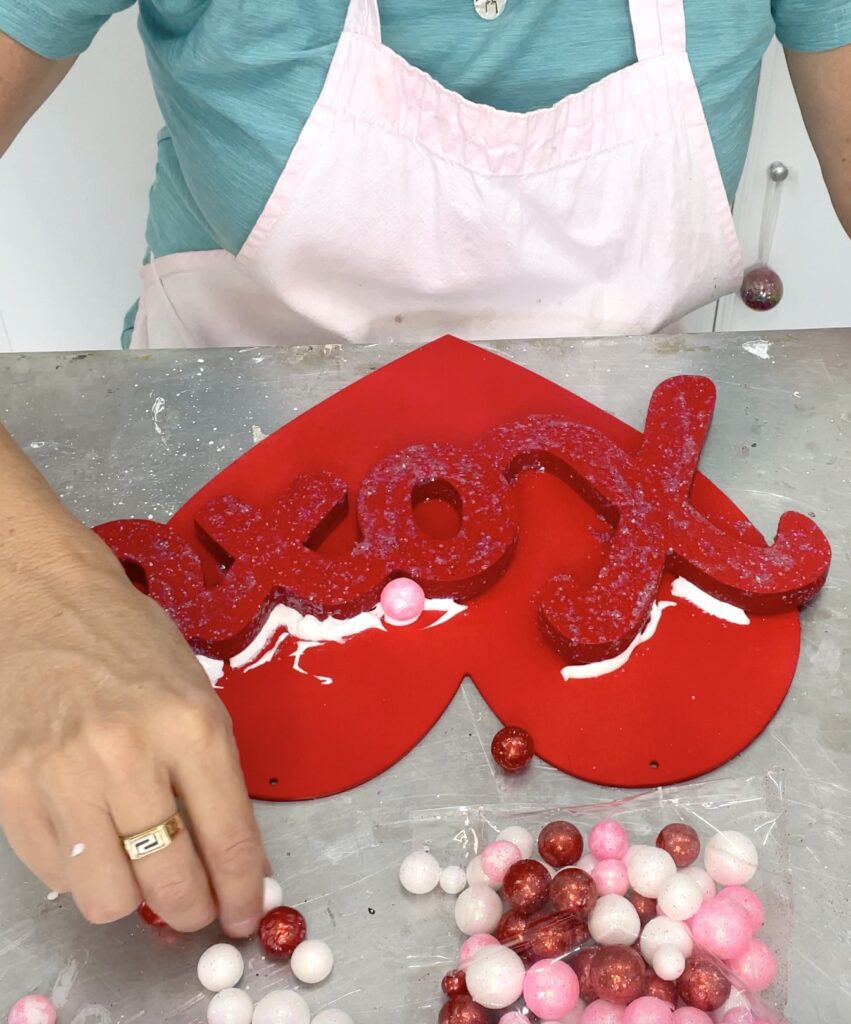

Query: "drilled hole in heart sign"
(412, 480), (463, 540)
(650, 760), (660, 770)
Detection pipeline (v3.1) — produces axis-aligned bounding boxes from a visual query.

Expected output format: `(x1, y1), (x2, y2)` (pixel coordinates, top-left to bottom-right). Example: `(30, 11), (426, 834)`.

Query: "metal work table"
(1, 331), (849, 1023)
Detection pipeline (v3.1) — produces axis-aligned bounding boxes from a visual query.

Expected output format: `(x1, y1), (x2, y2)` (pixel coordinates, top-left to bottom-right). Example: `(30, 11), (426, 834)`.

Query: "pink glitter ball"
(690, 896), (752, 960)
(718, 887), (765, 933)
(726, 938), (777, 992)
(622, 996), (675, 1024)
(459, 933), (499, 968)
(524, 958), (580, 1019)
(590, 820), (630, 861)
(7, 996), (56, 1024)
(481, 840), (523, 884)
(722, 1010), (754, 1024)
(592, 859), (630, 896)
(671, 1010), (713, 1024)
(380, 578), (426, 625)
(580, 1000), (626, 1024)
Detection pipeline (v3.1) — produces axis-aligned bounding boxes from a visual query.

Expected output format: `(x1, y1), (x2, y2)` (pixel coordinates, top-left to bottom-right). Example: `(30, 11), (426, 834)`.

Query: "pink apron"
(131, 0), (742, 349)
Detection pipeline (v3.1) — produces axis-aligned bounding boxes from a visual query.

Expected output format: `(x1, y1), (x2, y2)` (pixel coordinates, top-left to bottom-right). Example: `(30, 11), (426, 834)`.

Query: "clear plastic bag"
(379, 773), (790, 1022)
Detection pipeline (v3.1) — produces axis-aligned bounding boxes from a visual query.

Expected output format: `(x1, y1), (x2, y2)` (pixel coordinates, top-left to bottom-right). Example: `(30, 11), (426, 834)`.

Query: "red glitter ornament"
(137, 902), (165, 927)
(437, 996), (491, 1024)
(645, 969), (677, 1006)
(490, 726), (535, 773)
(442, 971), (468, 998)
(259, 906), (307, 959)
(656, 823), (701, 868)
(741, 266), (784, 311)
(528, 911), (577, 959)
(627, 891), (658, 925)
(678, 957), (732, 1011)
(496, 909), (531, 949)
(538, 821), (583, 868)
(503, 859), (551, 913)
(570, 946), (600, 1003)
(551, 868), (598, 918)
(590, 945), (647, 1005)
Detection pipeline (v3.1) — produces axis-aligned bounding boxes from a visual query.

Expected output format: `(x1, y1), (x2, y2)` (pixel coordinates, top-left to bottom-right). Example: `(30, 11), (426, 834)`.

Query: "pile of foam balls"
(399, 818), (778, 1024)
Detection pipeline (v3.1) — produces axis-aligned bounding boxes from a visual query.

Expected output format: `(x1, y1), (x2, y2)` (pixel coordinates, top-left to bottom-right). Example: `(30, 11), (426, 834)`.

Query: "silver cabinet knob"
(769, 161), (789, 183)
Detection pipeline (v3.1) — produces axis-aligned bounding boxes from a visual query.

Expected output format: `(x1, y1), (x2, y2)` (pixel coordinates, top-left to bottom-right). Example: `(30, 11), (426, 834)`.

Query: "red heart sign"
(94, 338), (829, 798)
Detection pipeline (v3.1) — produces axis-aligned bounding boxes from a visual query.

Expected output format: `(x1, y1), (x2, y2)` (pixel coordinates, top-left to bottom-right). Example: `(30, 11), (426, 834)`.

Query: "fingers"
(170, 712), (265, 938)
(104, 757), (217, 934)
(0, 773), (66, 892)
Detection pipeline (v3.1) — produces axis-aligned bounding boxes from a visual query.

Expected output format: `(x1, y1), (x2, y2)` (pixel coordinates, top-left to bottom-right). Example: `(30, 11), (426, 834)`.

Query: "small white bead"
(496, 826), (535, 860)
(291, 939), (334, 984)
(440, 865), (468, 895)
(263, 877), (285, 913)
(466, 855), (499, 889)
(399, 851), (441, 895)
(639, 916), (694, 962)
(704, 831), (759, 886)
(652, 944), (686, 981)
(311, 1012), (354, 1024)
(207, 989), (253, 1024)
(454, 883), (503, 936)
(575, 853), (598, 874)
(627, 845), (677, 899)
(197, 944), (244, 993)
(252, 991), (311, 1024)
(680, 865), (716, 901)
(657, 873), (703, 922)
(465, 945), (526, 1009)
(588, 894), (641, 946)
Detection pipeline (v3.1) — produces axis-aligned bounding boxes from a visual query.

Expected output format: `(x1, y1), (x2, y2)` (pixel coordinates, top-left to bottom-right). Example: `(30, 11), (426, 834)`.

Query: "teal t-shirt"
(3, 1), (851, 339)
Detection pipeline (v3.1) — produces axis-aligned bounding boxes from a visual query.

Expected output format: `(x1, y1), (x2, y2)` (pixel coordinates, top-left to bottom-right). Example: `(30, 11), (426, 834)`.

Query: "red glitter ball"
(538, 821), (583, 868)
(528, 911), (577, 959)
(491, 726), (535, 773)
(441, 971), (468, 998)
(437, 996), (491, 1024)
(590, 945), (647, 1005)
(570, 946), (601, 1003)
(656, 823), (701, 868)
(627, 891), (658, 925)
(137, 902), (165, 927)
(741, 265), (784, 311)
(503, 859), (551, 913)
(551, 868), (598, 917)
(496, 909), (530, 948)
(645, 968), (677, 1006)
(678, 957), (732, 1011)
(259, 906), (307, 959)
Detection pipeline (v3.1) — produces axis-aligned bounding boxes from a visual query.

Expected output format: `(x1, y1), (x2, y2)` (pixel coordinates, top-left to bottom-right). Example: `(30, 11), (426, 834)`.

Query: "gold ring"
(122, 813), (184, 861)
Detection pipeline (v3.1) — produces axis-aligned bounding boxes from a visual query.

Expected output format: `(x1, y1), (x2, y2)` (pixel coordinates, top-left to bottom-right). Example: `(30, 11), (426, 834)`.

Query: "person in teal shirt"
(0, 1), (848, 942)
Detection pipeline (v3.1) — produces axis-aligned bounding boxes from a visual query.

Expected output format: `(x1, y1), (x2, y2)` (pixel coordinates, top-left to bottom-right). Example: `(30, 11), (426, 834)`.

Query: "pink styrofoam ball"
(580, 1000), (626, 1023)
(497, 1014), (526, 1024)
(725, 938), (777, 992)
(717, 887), (765, 933)
(622, 995), (674, 1023)
(523, 959), (580, 1019)
(593, 859), (631, 896)
(481, 840), (523, 885)
(7, 997), (56, 1024)
(690, 897), (751, 960)
(589, 820), (630, 861)
(722, 1010), (754, 1024)
(459, 933), (499, 968)
(671, 1009), (713, 1024)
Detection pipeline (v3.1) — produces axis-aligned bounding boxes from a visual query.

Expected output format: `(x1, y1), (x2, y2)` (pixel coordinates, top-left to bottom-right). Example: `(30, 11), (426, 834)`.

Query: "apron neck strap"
(343, 0), (383, 42)
(628, 0), (687, 61)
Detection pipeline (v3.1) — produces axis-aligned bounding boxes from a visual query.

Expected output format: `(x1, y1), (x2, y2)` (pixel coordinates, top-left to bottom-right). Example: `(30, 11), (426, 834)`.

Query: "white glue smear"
(197, 654), (225, 688)
(671, 577), (750, 625)
(70, 843), (86, 859)
(742, 339), (773, 360)
(52, 958), (80, 1008)
(561, 601), (676, 681)
(425, 598), (468, 629)
(292, 642), (334, 686)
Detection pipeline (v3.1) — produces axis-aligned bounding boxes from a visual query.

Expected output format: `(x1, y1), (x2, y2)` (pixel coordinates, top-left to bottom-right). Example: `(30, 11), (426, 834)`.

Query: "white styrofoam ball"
(466, 855), (500, 889)
(207, 989), (253, 1024)
(440, 865), (468, 895)
(454, 883), (504, 936)
(311, 1011), (354, 1024)
(252, 991), (311, 1024)
(576, 853), (598, 874)
(291, 940), (334, 984)
(626, 845), (677, 898)
(399, 851), (442, 894)
(588, 894), (641, 946)
(464, 944), (526, 1009)
(198, 944), (245, 993)
(704, 831), (759, 886)
(263, 877), (285, 913)
(496, 826), (535, 860)
(680, 865), (716, 901)
(652, 944), (686, 981)
(639, 916), (694, 963)
(657, 873), (704, 922)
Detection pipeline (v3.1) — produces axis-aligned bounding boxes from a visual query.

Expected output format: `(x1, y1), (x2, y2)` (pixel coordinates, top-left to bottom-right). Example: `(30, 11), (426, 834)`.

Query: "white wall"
(0, 9), (160, 352)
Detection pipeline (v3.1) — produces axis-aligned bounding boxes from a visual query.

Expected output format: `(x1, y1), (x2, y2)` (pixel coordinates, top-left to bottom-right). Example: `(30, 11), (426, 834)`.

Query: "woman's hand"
(0, 430), (265, 937)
